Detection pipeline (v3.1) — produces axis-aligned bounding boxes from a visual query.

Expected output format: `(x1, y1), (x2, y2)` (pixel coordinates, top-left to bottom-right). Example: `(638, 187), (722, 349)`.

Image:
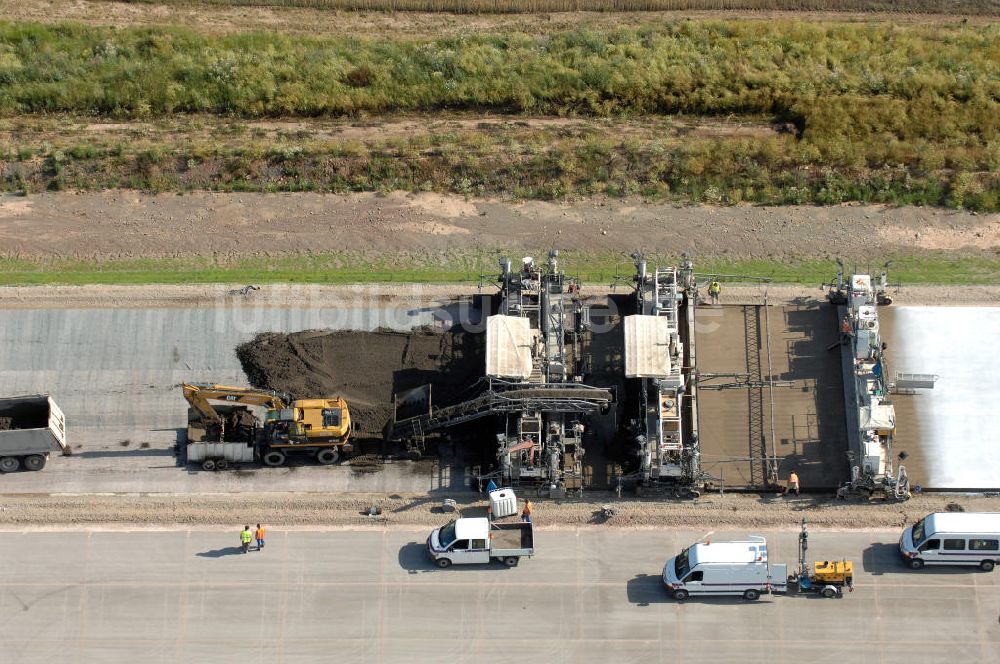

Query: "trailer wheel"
(214, 459), (229, 471)
(743, 589), (760, 601)
(263, 451), (286, 467)
(436, 558), (452, 569)
(672, 589), (689, 601)
(316, 448), (340, 465)
(821, 587), (838, 598)
(908, 558), (924, 570)
(201, 459), (216, 471)
(23, 455), (46, 471)
(980, 560), (995, 572)
(0, 457), (21, 473)
(503, 557), (519, 567)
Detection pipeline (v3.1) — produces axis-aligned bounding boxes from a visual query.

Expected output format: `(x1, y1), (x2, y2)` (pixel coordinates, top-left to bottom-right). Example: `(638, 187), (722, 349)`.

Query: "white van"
(662, 536), (787, 601)
(899, 512), (1000, 571)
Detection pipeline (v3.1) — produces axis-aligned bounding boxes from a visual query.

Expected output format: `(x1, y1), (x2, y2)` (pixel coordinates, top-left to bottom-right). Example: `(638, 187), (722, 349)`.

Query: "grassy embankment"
(1, 254), (998, 286)
(1, 20), (999, 210)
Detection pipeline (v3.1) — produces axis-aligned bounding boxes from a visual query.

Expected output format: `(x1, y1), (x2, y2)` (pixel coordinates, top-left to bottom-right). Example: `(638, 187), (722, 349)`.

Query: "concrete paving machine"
(824, 260), (910, 500)
(620, 252), (706, 496)
(385, 250), (615, 496)
(181, 383), (352, 469)
(790, 519), (854, 598)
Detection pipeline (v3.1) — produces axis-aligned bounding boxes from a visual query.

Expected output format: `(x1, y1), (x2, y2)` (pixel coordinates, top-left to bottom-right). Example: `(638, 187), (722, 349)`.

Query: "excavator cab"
(261, 399), (351, 445)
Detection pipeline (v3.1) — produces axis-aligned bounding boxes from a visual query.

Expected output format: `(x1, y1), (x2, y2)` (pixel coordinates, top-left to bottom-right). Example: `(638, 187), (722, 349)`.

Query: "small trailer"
(427, 516), (534, 568)
(0, 395), (68, 473)
(790, 520), (854, 597)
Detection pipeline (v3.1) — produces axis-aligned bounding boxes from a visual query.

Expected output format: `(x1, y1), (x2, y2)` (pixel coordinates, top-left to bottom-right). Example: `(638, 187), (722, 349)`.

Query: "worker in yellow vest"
(240, 525), (253, 553)
(708, 281), (722, 305)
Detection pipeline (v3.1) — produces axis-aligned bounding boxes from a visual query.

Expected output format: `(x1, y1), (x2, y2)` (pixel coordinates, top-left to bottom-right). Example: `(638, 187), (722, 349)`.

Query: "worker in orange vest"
(785, 471), (800, 496)
(521, 500), (533, 523)
(255, 524), (266, 551)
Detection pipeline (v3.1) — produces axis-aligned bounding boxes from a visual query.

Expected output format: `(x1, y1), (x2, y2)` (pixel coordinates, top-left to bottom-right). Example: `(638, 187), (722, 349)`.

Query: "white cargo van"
(662, 536), (788, 601)
(899, 512), (1000, 571)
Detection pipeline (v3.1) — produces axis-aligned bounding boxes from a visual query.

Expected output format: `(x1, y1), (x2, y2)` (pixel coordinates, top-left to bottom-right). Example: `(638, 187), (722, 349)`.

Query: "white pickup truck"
(427, 517), (534, 568)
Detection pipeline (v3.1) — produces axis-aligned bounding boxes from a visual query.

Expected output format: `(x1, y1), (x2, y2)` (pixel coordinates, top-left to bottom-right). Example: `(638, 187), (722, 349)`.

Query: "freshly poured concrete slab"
(881, 306), (1000, 490)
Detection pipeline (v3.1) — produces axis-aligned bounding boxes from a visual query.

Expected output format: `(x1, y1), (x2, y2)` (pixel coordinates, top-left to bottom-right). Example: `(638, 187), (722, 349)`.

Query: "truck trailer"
(0, 394), (68, 473)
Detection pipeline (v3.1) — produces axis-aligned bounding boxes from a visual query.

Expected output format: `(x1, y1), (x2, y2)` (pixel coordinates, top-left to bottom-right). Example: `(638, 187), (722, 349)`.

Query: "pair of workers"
(240, 524), (266, 552)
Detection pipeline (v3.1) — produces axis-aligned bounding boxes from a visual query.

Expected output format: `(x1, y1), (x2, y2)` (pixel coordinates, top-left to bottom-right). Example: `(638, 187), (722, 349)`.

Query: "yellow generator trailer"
(791, 519), (855, 598)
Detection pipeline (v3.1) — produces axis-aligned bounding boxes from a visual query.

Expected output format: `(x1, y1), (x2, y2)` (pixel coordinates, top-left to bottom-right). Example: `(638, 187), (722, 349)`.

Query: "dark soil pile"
(236, 327), (485, 438)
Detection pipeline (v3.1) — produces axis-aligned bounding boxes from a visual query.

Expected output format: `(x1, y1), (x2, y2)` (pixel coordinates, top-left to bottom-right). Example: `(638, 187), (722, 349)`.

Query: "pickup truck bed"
(491, 522), (533, 555)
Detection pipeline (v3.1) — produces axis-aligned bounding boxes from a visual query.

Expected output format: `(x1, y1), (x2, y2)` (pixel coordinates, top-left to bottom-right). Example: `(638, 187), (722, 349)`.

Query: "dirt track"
(1, 1), (992, 40)
(2, 191), (999, 262)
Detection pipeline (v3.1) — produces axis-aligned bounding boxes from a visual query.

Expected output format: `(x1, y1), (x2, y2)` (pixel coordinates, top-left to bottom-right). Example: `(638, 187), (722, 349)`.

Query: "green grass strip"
(2, 254), (998, 286)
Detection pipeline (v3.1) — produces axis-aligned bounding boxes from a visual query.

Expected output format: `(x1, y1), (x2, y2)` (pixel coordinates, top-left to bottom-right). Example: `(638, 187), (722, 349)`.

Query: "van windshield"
(674, 547), (691, 579)
(912, 517), (926, 546)
(438, 521), (457, 549)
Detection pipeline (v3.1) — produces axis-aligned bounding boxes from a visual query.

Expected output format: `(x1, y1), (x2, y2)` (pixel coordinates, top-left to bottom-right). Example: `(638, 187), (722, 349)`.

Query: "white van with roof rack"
(899, 512), (1000, 571)
(662, 536), (787, 601)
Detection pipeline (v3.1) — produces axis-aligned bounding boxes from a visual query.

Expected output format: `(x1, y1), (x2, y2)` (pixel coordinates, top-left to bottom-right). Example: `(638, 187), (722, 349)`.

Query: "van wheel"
(908, 558), (924, 570)
(316, 448), (340, 465)
(672, 589), (689, 601)
(214, 459), (228, 471)
(23, 455), (46, 471)
(503, 557), (519, 567)
(980, 560), (995, 572)
(436, 558), (452, 569)
(743, 589), (760, 601)
(201, 459), (216, 471)
(821, 587), (837, 598)
(0, 456), (20, 473)
(263, 451), (286, 467)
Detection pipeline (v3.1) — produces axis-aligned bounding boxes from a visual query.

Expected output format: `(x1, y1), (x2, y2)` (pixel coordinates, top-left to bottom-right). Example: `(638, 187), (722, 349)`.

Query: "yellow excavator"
(181, 383), (352, 469)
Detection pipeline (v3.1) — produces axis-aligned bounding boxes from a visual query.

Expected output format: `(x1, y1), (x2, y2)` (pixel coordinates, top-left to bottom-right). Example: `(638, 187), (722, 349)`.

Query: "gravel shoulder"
(1, 491), (997, 530)
(3, 283), (1000, 309)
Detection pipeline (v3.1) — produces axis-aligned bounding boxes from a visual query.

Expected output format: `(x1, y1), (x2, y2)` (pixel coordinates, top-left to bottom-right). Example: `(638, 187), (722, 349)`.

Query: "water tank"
(489, 488), (519, 519)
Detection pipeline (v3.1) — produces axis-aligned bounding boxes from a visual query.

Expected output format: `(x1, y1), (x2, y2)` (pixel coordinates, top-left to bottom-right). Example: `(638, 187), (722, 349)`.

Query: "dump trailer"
(0, 395), (68, 473)
(427, 517), (535, 568)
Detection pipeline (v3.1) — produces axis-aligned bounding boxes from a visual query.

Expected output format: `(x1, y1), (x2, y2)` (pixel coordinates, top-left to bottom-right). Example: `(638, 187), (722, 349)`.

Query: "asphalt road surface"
(1, 527), (996, 664)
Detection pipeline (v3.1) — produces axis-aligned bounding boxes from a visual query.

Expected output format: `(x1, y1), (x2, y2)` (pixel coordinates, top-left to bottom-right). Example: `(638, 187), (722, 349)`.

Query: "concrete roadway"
(0, 527), (996, 664)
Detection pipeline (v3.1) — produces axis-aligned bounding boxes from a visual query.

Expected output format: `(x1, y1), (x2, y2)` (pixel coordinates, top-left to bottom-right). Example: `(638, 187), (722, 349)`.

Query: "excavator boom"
(181, 383), (289, 425)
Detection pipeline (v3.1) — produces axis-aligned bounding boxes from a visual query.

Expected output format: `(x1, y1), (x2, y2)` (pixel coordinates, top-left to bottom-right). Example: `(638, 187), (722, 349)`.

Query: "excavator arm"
(181, 383), (289, 425)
